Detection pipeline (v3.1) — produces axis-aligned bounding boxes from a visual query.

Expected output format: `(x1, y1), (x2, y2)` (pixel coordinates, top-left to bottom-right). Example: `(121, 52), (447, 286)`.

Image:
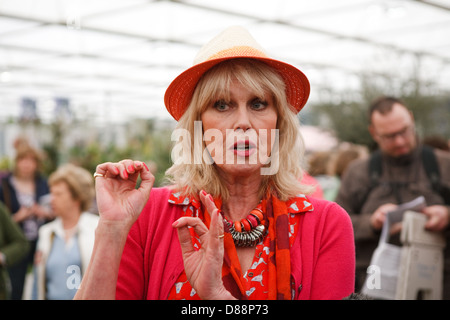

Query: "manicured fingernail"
(208, 194), (214, 202)
(123, 170), (128, 178)
(201, 190), (207, 196)
(127, 165), (135, 172)
(143, 163), (149, 171)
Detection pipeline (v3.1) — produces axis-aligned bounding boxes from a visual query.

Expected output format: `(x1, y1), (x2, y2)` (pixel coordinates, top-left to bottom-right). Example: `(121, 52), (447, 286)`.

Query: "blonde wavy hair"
(165, 59), (312, 201)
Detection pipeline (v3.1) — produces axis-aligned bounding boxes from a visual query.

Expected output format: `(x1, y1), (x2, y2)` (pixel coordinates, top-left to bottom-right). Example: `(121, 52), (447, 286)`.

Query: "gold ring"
(218, 234), (225, 239)
(93, 172), (104, 179)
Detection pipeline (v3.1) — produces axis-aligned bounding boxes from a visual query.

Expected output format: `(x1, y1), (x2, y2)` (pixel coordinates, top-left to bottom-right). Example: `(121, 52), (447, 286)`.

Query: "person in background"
(307, 150), (340, 201)
(309, 146), (368, 202)
(75, 26), (354, 300)
(0, 202), (29, 300)
(422, 135), (450, 152)
(335, 96), (450, 297)
(332, 145), (368, 180)
(32, 163), (98, 300)
(0, 143), (52, 300)
(301, 172), (324, 199)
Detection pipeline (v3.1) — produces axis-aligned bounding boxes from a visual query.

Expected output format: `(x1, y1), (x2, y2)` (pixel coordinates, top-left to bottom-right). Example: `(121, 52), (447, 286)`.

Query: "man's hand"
(423, 205), (450, 232)
(370, 203), (398, 231)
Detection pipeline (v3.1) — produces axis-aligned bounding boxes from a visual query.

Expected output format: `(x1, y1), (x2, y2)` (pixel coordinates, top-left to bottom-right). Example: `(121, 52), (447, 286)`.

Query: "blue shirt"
(45, 234), (81, 300)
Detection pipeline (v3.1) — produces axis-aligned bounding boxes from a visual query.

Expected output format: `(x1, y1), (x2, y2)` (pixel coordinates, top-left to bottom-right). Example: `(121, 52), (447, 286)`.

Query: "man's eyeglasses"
(377, 125), (414, 143)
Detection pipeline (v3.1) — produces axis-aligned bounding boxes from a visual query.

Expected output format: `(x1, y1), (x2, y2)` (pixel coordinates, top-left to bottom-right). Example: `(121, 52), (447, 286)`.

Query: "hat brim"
(164, 56), (310, 121)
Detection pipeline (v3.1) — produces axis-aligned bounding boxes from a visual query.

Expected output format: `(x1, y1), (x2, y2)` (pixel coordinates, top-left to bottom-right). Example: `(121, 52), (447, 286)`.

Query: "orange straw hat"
(164, 26), (310, 121)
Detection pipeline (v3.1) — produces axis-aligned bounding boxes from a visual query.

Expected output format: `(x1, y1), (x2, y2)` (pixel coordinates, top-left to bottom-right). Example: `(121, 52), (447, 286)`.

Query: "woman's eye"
(251, 99), (268, 110)
(213, 100), (229, 111)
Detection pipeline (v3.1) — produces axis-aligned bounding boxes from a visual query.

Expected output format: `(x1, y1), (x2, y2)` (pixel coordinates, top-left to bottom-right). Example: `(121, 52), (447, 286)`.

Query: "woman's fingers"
(137, 167), (155, 198)
(95, 160), (152, 180)
(172, 191), (229, 300)
(95, 162), (119, 178)
(172, 190), (225, 254)
(116, 159), (139, 179)
(173, 217), (209, 256)
(199, 191), (224, 241)
(199, 190), (218, 214)
(94, 160), (154, 222)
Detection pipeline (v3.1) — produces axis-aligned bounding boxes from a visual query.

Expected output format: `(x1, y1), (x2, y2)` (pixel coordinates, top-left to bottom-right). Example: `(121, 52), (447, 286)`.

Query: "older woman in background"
(32, 163), (98, 300)
(0, 143), (51, 300)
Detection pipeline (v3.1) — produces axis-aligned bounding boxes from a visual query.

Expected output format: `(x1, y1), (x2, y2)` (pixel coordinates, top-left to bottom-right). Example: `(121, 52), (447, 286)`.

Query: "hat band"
(207, 46), (268, 61)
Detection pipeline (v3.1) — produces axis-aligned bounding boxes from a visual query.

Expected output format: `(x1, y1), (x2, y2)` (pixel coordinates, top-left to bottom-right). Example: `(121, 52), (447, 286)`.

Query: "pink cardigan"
(116, 187), (355, 300)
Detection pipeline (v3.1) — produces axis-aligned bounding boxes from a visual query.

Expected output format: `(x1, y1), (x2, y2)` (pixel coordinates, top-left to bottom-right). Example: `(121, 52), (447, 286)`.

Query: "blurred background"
(0, 0), (449, 184)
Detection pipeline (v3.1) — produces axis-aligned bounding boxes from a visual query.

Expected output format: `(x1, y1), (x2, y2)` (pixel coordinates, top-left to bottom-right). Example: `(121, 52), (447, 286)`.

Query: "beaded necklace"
(221, 203), (267, 247)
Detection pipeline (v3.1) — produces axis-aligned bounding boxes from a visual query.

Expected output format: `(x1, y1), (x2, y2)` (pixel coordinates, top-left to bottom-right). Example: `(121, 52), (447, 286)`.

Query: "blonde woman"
(75, 27), (354, 300)
(32, 164), (98, 299)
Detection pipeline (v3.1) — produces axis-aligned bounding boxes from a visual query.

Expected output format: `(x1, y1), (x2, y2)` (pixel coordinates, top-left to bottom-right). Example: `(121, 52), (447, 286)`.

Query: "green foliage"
(65, 122), (173, 187)
(0, 157), (10, 171)
(31, 119), (174, 187)
(306, 73), (450, 150)
(311, 101), (374, 148)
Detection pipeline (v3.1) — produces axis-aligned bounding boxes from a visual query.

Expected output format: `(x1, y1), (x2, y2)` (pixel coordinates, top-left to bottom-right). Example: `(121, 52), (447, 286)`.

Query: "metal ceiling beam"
(81, 1), (158, 20)
(171, 0), (450, 64)
(0, 42), (396, 88)
(0, 61), (167, 86)
(413, 0), (450, 11)
(0, 74), (164, 102)
(0, 11), (199, 48)
(0, 42), (183, 71)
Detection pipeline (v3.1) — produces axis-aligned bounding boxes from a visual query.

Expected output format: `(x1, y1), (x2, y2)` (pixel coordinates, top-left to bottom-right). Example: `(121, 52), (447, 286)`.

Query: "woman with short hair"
(32, 163), (98, 300)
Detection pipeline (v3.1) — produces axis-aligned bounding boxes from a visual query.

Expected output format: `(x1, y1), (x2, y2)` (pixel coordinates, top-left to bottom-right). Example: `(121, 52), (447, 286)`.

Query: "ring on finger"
(93, 172), (105, 179)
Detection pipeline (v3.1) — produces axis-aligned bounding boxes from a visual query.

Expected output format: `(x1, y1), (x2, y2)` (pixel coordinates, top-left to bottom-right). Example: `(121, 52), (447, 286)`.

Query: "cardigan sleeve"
(115, 215), (147, 300)
(115, 187), (182, 300)
(309, 201), (355, 300)
(0, 203), (29, 266)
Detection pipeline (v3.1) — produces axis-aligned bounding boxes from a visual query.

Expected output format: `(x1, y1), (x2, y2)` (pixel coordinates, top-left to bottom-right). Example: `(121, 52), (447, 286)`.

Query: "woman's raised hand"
(75, 160), (154, 300)
(94, 159), (155, 229)
(172, 190), (235, 300)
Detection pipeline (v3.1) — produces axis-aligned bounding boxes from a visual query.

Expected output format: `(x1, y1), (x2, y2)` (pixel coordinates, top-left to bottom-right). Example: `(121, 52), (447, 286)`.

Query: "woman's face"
(200, 79), (278, 178)
(16, 154), (38, 178)
(50, 181), (80, 217)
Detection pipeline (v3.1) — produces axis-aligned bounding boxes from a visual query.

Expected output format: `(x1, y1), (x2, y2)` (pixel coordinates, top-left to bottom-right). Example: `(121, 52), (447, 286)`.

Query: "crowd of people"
(0, 142), (99, 300)
(0, 26), (449, 300)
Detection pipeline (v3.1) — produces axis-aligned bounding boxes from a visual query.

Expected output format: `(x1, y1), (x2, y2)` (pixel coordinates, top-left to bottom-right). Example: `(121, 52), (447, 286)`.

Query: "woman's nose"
(233, 105), (252, 131)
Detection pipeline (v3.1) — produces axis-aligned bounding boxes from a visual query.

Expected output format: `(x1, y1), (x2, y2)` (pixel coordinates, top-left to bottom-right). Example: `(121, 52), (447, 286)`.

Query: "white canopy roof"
(0, 0), (449, 124)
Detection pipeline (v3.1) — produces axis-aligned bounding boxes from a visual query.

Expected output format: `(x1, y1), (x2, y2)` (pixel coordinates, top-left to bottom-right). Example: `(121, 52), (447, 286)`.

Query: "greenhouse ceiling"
(0, 0), (449, 124)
